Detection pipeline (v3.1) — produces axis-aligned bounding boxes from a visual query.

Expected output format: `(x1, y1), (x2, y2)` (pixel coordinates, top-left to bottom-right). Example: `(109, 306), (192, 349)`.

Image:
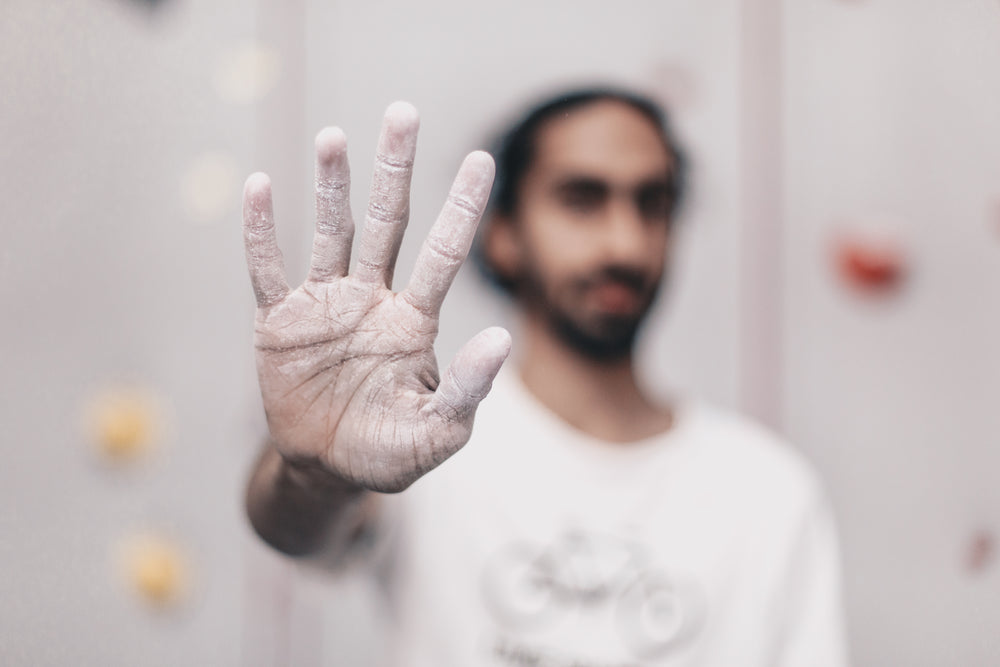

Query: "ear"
(483, 214), (522, 283)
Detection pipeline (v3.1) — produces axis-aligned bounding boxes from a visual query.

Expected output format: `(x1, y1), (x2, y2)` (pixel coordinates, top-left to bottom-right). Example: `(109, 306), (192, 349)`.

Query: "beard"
(518, 264), (662, 362)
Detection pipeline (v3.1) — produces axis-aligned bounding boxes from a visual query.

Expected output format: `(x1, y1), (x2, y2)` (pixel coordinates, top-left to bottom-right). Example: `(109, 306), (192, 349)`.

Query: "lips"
(587, 280), (644, 314)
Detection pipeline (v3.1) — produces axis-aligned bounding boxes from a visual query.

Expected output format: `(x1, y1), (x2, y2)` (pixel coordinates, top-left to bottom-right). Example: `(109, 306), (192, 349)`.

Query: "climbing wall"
(0, 0), (264, 663)
(2, 0), (999, 665)
(782, 1), (1000, 664)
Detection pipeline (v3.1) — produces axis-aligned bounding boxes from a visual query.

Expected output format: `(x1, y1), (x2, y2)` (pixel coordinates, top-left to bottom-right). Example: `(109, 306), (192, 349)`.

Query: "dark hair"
(475, 86), (688, 292)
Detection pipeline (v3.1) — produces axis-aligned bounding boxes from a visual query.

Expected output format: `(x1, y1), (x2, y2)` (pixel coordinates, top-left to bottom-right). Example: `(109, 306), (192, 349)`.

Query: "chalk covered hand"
(242, 103), (510, 493)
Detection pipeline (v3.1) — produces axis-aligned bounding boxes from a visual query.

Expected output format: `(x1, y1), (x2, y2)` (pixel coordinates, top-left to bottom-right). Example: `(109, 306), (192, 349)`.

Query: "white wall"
(0, 1), (263, 663)
(783, 1), (1000, 664)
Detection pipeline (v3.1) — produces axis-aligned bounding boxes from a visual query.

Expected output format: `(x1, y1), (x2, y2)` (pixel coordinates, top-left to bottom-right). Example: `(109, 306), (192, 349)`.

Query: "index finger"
(402, 151), (494, 317)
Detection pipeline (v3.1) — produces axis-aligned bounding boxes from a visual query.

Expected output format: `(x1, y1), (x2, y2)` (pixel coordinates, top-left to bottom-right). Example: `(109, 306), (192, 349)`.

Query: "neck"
(516, 315), (673, 443)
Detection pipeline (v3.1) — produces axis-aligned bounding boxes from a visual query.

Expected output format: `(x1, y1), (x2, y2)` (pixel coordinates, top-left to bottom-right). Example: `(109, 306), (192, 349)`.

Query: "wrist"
(272, 449), (366, 500)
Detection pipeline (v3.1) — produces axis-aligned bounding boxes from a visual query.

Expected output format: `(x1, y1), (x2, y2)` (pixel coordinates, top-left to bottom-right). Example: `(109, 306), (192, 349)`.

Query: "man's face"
(493, 100), (678, 360)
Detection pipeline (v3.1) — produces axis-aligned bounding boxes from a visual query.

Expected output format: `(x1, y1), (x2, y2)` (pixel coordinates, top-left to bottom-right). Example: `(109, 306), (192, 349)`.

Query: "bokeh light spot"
(180, 151), (240, 224)
(213, 43), (281, 105)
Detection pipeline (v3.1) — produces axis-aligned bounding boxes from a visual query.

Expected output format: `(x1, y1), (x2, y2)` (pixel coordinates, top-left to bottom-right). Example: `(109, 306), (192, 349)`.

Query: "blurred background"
(2, 0), (999, 664)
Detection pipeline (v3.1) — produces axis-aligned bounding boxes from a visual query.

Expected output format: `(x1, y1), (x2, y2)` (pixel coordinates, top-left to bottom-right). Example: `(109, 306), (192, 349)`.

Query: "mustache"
(575, 266), (654, 294)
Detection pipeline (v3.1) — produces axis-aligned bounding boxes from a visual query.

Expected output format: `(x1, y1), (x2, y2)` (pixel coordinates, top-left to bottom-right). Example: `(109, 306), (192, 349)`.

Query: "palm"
(255, 281), (442, 490)
(243, 103), (509, 492)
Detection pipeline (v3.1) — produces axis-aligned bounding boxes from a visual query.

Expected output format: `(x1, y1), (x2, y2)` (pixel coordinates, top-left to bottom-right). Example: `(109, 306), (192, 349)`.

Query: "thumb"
(430, 327), (512, 423)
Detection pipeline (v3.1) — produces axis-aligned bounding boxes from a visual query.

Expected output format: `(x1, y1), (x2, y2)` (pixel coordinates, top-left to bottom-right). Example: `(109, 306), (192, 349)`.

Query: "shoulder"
(676, 401), (828, 514)
(474, 367), (522, 417)
(465, 368), (540, 441)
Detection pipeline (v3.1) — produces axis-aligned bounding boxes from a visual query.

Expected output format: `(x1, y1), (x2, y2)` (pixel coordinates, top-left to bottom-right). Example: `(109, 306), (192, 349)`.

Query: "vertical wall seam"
(738, 0), (785, 430)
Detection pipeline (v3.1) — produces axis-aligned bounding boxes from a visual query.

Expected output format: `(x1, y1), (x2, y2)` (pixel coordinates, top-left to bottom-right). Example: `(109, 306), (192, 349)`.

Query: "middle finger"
(352, 101), (419, 288)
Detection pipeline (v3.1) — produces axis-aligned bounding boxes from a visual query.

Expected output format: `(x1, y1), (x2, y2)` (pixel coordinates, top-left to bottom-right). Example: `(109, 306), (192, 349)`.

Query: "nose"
(602, 196), (652, 265)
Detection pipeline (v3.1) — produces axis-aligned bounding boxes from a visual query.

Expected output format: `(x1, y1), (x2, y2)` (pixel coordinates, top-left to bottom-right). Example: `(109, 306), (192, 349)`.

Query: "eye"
(556, 180), (608, 214)
(635, 183), (676, 223)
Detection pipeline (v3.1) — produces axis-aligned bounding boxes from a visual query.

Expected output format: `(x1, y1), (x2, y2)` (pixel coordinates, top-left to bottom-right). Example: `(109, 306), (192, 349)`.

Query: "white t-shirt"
(377, 371), (848, 667)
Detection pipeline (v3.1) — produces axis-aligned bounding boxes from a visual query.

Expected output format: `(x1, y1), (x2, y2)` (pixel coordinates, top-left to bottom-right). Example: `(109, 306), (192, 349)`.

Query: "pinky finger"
(243, 173), (290, 308)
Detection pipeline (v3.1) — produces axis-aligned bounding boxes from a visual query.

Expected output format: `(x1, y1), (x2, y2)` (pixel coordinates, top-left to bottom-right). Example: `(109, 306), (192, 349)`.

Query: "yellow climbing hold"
(85, 387), (162, 461)
(120, 533), (188, 606)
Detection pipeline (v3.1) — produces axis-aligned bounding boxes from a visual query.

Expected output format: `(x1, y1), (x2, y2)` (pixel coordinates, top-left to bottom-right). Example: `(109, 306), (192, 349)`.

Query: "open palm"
(243, 103), (510, 493)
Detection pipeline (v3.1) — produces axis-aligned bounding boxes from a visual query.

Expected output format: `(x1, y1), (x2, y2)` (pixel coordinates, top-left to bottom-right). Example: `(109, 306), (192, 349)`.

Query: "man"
(243, 89), (848, 666)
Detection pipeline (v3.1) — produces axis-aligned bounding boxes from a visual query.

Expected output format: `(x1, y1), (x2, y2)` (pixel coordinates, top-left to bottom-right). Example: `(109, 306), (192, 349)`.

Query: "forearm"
(246, 443), (373, 558)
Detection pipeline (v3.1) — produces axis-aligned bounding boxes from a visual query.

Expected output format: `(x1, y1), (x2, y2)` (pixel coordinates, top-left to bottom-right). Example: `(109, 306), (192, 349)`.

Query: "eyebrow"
(552, 176), (610, 193)
(552, 173), (674, 194)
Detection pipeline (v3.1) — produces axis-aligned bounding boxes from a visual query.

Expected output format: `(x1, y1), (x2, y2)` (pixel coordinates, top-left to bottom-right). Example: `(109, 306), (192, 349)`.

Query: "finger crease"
(315, 221), (352, 236)
(374, 154), (414, 170)
(446, 193), (481, 217)
(400, 290), (437, 317)
(366, 202), (408, 225)
(425, 236), (464, 262)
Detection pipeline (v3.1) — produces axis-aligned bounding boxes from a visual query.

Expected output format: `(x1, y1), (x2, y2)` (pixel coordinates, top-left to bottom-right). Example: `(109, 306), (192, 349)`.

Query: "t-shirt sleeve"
(775, 489), (851, 666)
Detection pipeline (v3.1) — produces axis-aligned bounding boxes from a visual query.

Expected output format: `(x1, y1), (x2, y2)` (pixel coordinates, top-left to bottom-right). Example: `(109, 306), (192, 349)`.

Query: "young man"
(243, 89), (848, 666)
